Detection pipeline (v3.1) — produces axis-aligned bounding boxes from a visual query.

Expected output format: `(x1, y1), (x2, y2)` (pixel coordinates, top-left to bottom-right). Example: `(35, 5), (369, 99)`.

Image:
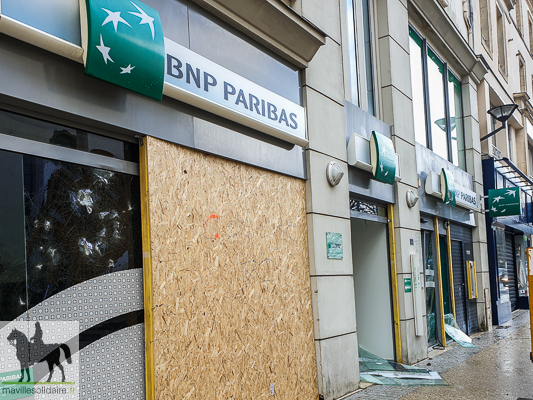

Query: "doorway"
(423, 230), (452, 346)
(351, 218), (395, 360)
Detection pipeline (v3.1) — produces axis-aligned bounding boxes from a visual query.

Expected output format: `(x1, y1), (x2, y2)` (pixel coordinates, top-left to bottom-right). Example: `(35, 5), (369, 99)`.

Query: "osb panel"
(145, 136), (318, 400)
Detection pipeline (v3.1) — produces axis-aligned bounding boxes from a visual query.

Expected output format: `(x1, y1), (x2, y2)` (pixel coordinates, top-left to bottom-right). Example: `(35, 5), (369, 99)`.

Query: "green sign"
(440, 168), (456, 206)
(0, 369), (34, 400)
(84, 0), (165, 100)
(489, 187), (521, 217)
(326, 232), (343, 260)
(404, 278), (412, 293)
(370, 131), (396, 185)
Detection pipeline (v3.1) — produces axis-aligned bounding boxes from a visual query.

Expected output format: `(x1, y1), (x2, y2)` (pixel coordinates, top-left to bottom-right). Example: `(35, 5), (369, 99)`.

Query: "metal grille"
(505, 233), (518, 309)
(349, 199), (386, 216)
(451, 240), (468, 333)
(450, 224), (478, 334)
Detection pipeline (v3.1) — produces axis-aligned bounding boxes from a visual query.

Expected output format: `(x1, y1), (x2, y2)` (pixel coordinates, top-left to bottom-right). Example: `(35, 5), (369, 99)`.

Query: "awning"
(495, 157), (533, 192)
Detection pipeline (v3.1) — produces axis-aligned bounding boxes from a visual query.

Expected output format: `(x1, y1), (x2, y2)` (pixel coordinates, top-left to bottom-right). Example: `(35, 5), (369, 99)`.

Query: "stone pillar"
(376, 0), (428, 364)
(462, 76), (492, 331)
(302, 0), (360, 398)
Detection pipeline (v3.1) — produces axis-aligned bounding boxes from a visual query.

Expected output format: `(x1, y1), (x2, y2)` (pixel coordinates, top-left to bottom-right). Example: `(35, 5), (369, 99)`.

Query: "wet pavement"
(346, 310), (533, 400)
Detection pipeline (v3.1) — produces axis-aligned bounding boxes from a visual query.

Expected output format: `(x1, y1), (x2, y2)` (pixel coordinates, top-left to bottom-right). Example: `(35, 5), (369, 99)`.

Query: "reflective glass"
(362, 0), (375, 115)
(448, 74), (465, 170)
(495, 226), (510, 303)
(424, 231), (436, 345)
(427, 49), (448, 161)
(0, 109), (139, 162)
(409, 30), (427, 147)
(346, 0), (360, 106)
(0, 150), (27, 320)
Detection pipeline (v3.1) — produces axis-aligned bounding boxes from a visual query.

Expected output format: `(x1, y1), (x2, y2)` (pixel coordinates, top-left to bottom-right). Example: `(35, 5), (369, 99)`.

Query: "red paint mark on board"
(204, 214), (220, 239)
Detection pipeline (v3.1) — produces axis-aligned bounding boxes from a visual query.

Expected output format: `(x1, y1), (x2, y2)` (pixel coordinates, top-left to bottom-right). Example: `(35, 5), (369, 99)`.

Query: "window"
(448, 74), (465, 169)
(508, 129), (513, 161)
(497, 6), (507, 77)
(409, 31), (427, 146)
(516, 0), (523, 35)
(529, 15), (533, 54)
(528, 145), (533, 177)
(346, 0), (376, 116)
(519, 54), (526, 92)
(480, 0), (492, 52)
(409, 27), (466, 170)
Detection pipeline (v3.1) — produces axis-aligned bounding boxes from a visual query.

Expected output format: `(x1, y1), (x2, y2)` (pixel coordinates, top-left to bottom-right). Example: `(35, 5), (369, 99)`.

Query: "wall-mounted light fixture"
(326, 161), (344, 187)
(480, 104), (519, 141)
(406, 190), (419, 208)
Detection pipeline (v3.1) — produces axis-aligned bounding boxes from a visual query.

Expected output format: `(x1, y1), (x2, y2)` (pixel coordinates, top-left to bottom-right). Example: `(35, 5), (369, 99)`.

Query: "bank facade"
(0, 0), (518, 399)
(474, 0), (533, 326)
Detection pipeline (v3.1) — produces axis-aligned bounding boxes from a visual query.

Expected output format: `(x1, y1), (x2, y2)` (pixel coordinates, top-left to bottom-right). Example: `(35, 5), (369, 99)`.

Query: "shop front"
(418, 144), (480, 347)
(346, 103), (401, 362)
(0, 0), (325, 398)
(482, 156), (533, 325)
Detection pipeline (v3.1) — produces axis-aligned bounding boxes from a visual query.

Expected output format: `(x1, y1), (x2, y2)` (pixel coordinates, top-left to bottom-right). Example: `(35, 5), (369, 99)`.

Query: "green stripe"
(3, 382), (75, 385)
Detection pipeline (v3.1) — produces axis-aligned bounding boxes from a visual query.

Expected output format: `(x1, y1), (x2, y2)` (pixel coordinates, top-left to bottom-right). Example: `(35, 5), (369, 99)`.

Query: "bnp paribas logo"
(82, 0), (165, 100)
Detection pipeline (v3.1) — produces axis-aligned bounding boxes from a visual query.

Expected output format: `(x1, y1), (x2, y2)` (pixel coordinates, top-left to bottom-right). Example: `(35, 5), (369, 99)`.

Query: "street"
(348, 310), (533, 400)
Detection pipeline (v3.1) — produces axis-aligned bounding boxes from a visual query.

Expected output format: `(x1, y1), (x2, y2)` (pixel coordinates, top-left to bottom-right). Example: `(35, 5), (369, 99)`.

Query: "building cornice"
(190, 0), (326, 68)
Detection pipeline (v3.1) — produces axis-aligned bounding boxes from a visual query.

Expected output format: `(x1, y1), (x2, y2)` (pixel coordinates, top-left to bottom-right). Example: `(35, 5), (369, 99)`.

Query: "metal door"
(451, 240), (468, 333)
(505, 233), (518, 310)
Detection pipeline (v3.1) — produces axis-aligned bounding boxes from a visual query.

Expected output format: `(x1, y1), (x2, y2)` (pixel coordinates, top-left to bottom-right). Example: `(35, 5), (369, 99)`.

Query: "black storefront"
(483, 157), (533, 325)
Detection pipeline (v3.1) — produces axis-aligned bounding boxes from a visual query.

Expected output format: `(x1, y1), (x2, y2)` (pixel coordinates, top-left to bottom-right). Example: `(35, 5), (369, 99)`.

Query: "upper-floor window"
(516, 0), (523, 35)
(527, 145), (533, 178)
(480, 0), (492, 53)
(519, 53), (526, 92)
(346, 0), (376, 116)
(409, 27), (466, 170)
(497, 6), (508, 78)
(529, 14), (533, 54)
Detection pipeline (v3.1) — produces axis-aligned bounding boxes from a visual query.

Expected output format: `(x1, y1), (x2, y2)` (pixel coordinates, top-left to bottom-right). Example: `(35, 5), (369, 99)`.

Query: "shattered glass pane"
(359, 346), (447, 386)
(23, 155), (142, 308)
(444, 313), (477, 348)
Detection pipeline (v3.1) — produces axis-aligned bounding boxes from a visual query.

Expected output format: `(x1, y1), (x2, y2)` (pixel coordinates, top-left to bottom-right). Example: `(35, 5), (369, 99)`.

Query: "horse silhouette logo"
(7, 321), (72, 382)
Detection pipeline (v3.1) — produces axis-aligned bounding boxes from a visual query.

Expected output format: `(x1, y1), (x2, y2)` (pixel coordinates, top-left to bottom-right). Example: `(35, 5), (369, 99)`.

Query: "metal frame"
(349, 210), (388, 224)
(0, 132), (139, 175)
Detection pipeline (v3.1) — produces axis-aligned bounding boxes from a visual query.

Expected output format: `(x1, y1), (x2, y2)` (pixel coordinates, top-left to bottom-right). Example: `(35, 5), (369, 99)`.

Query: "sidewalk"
(345, 310), (532, 400)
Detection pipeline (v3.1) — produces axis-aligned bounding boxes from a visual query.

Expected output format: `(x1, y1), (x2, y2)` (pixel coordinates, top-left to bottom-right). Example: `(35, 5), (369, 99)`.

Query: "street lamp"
(434, 117), (456, 133)
(480, 104), (519, 141)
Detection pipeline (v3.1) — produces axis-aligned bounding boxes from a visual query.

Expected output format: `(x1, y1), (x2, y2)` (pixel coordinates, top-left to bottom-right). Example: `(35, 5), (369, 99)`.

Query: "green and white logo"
(488, 187), (521, 217)
(440, 168), (456, 206)
(370, 131), (396, 185)
(83, 0), (165, 100)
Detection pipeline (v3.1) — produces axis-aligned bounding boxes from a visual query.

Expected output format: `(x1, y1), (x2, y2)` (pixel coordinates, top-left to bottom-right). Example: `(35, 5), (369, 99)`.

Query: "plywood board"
(145, 136), (318, 400)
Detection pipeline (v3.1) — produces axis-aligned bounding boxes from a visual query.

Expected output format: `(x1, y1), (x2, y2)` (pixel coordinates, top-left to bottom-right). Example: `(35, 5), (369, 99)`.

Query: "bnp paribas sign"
(80, 0), (306, 146)
(488, 187), (521, 217)
(81, 0), (165, 100)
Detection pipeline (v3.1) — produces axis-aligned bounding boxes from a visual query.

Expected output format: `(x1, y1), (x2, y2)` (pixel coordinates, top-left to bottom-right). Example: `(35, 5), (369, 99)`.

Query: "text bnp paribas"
(455, 185), (478, 211)
(164, 38), (306, 144)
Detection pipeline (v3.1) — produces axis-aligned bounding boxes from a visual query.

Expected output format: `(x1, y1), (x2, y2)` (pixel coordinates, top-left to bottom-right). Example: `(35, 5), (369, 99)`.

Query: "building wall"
(299, 0), (360, 399)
